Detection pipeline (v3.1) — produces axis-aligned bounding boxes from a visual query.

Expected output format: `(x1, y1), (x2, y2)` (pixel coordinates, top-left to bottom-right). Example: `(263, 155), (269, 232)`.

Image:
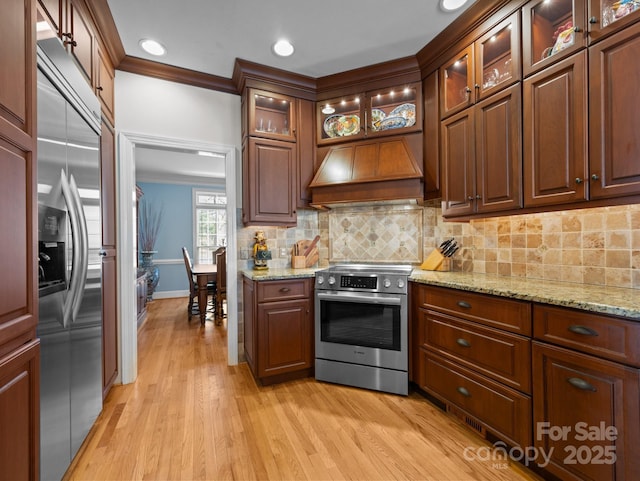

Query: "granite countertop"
(410, 270), (639, 320)
(241, 267), (321, 281)
(241, 267), (639, 320)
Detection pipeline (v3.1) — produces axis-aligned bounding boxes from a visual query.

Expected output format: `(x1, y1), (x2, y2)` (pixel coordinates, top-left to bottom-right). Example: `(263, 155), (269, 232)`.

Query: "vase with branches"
(138, 198), (162, 300)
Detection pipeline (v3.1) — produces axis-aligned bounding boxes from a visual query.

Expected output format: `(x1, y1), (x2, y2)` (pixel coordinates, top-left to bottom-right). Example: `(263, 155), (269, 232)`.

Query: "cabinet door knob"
(591, 173), (600, 181)
(279, 287), (290, 293)
(568, 325), (599, 337)
(575, 177), (583, 184)
(467, 196), (474, 201)
(98, 250), (107, 257)
(567, 377), (597, 392)
(456, 338), (471, 348)
(97, 86), (104, 91)
(457, 386), (471, 397)
(589, 16), (598, 24)
(573, 26), (582, 32)
(457, 300), (471, 309)
(64, 39), (78, 47)
(475, 194), (481, 199)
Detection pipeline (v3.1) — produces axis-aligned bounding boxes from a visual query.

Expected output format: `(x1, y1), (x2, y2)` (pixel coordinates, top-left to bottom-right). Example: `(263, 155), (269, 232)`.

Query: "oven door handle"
(316, 292), (402, 305)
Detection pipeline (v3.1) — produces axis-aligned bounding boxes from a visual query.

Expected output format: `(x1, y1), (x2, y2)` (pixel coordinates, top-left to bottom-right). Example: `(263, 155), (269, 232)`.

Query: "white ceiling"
(135, 145), (226, 186)
(106, 0), (475, 79)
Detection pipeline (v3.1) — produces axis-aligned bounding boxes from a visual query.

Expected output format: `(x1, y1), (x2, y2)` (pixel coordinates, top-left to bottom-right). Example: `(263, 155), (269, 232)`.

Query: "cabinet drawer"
(257, 278), (311, 303)
(420, 310), (531, 393)
(534, 304), (640, 367)
(420, 285), (532, 335)
(419, 350), (532, 448)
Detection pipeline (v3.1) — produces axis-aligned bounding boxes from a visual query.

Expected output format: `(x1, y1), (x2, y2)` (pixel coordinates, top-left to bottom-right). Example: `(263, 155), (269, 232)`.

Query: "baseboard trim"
(153, 290), (189, 299)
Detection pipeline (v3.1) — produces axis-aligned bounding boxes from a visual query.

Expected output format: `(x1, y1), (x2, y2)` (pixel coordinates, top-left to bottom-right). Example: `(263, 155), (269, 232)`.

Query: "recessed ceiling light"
(272, 39), (294, 57)
(440, 0), (469, 12)
(139, 38), (166, 56)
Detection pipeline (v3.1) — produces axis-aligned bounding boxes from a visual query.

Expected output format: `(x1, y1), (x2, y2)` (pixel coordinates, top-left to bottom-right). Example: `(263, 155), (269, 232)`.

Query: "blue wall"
(137, 181), (221, 295)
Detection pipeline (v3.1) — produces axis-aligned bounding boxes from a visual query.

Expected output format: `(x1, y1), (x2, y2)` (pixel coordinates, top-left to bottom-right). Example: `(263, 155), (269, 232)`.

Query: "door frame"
(117, 131), (239, 384)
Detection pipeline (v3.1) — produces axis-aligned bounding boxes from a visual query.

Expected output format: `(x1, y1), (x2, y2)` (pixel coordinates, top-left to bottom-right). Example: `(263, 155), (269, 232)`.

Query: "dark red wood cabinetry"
(523, 51), (588, 207)
(442, 84), (522, 217)
(243, 277), (313, 385)
(589, 22), (640, 199)
(413, 283), (533, 449)
(533, 304), (640, 481)
(241, 87), (315, 226)
(0, 0), (39, 478)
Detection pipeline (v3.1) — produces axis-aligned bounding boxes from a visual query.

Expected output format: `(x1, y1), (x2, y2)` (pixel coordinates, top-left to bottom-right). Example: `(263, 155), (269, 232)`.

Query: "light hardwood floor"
(65, 298), (542, 481)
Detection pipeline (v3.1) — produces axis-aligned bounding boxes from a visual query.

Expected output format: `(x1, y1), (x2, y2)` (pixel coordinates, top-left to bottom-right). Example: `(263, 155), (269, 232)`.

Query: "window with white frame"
(193, 189), (227, 264)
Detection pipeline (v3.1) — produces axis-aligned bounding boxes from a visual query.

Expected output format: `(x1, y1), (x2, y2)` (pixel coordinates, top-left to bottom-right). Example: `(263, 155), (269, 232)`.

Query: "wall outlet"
(279, 247), (287, 257)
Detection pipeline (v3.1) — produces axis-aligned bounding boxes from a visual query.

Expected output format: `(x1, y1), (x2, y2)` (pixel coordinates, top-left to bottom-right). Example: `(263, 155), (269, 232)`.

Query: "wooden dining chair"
(181, 247), (215, 320)
(214, 247), (227, 323)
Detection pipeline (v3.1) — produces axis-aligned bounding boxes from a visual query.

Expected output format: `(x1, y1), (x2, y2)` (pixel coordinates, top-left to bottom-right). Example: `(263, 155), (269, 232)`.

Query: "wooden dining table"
(191, 263), (217, 323)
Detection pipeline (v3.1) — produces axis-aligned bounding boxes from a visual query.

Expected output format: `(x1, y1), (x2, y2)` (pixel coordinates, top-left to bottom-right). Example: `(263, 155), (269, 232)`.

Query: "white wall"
(115, 71), (241, 148)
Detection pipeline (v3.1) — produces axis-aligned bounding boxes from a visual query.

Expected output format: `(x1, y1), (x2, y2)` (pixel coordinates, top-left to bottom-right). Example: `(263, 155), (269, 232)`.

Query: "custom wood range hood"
(309, 136), (424, 209)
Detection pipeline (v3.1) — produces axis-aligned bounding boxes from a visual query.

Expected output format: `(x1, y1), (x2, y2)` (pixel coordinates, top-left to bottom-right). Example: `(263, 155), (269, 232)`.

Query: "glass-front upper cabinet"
(317, 82), (422, 144)
(441, 13), (520, 119)
(367, 82), (421, 137)
(475, 13), (521, 100)
(317, 94), (364, 144)
(588, 0), (640, 41)
(522, 0), (587, 76)
(440, 46), (474, 119)
(248, 89), (296, 142)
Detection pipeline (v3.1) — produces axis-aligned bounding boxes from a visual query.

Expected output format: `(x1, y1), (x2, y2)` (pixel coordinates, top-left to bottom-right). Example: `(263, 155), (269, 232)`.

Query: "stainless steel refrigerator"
(37, 36), (103, 481)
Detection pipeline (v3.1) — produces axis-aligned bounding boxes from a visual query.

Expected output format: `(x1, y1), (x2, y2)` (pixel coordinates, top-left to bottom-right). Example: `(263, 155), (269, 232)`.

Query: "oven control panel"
(341, 275), (377, 290)
(316, 270), (409, 294)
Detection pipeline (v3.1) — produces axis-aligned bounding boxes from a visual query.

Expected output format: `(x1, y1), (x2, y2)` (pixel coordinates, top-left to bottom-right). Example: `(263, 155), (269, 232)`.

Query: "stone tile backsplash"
(237, 203), (639, 289)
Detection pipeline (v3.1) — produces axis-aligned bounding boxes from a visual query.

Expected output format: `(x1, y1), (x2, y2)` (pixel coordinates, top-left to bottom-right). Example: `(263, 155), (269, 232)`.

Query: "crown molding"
(118, 56), (238, 95)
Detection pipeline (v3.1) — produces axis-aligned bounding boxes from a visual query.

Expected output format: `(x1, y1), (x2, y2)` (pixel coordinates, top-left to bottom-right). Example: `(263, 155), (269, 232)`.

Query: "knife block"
(420, 249), (451, 271)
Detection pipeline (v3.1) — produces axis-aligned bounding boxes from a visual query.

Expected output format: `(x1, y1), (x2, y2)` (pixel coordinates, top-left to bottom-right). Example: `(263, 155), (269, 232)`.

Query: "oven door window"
(320, 299), (401, 351)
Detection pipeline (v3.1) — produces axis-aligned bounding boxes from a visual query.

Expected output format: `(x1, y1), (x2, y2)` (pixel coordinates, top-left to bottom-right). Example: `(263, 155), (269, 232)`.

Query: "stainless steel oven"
(314, 264), (411, 395)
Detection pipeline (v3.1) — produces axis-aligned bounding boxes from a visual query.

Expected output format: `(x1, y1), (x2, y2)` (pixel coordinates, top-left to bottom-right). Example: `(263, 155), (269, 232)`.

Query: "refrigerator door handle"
(60, 170), (81, 328)
(69, 174), (88, 323)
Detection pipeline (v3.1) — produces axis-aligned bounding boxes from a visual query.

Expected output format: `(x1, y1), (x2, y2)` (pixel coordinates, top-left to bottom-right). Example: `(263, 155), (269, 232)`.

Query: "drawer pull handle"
(567, 377), (597, 392)
(568, 325), (599, 337)
(279, 287), (291, 293)
(457, 386), (471, 397)
(456, 338), (471, 348)
(457, 301), (471, 309)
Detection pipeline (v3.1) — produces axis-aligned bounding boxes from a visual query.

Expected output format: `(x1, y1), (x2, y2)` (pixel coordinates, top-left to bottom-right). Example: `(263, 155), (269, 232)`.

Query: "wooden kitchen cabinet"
(533, 342), (640, 481)
(589, 21), (640, 199)
(242, 87), (313, 225)
(67, 0), (94, 85)
(317, 82), (422, 144)
(533, 304), (640, 481)
(0, 341), (40, 481)
(422, 71), (441, 200)
(243, 277), (313, 385)
(442, 83), (522, 217)
(440, 12), (520, 119)
(0, 0), (39, 477)
(242, 137), (297, 226)
(248, 89), (296, 142)
(296, 98), (315, 208)
(100, 118), (118, 398)
(588, 0), (640, 42)
(522, 0), (587, 77)
(523, 51), (588, 207)
(413, 283), (533, 449)
(96, 44), (115, 125)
